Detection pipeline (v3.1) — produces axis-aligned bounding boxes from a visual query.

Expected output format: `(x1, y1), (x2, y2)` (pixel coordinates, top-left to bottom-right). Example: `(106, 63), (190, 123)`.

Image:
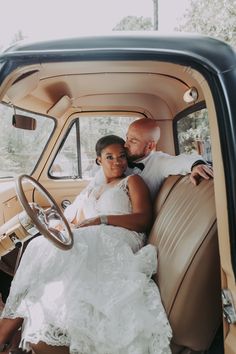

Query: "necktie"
(128, 161), (145, 171)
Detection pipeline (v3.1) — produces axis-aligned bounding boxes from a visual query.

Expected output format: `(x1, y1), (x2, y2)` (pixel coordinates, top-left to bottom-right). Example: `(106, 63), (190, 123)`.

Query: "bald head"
(125, 118), (161, 162)
(129, 118), (161, 142)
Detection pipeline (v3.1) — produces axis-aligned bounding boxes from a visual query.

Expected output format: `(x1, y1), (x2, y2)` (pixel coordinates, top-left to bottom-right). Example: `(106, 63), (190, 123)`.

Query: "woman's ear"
(96, 157), (101, 166)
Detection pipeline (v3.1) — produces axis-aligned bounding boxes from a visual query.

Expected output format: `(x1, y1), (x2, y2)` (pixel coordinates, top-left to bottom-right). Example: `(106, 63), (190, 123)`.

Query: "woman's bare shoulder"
(127, 174), (147, 188)
(127, 175), (151, 206)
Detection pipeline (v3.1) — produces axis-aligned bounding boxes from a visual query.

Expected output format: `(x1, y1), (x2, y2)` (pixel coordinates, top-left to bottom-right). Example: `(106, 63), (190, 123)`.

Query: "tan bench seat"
(148, 174), (222, 353)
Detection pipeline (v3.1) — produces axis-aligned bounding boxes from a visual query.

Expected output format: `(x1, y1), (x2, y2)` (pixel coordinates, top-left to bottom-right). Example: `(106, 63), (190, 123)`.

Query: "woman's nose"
(113, 157), (122, 164)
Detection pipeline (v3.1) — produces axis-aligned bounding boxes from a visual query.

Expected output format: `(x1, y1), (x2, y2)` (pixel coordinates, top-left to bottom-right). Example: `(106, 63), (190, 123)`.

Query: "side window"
(175, 107), (212, 163)
(49, 123), (79, 178)
(49, 115), (136, 179)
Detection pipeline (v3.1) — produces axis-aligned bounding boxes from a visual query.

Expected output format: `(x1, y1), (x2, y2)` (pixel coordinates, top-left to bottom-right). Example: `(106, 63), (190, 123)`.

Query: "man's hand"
(190, 164), (214, 186)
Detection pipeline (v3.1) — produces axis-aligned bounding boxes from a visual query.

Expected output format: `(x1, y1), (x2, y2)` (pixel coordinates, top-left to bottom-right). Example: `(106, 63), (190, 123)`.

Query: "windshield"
(0, 103), (54, 178)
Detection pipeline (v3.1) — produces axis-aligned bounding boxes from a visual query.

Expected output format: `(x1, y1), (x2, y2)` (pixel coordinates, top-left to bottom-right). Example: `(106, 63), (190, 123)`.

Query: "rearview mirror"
(12, 114), (37, 130)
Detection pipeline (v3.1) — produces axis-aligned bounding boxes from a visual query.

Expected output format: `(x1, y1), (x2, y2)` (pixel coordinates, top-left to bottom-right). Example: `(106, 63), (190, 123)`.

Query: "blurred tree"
(0, 30), (26, 53)
(153, 0), (158, 30)
(11, 30), (26, 44)
(175, 0), (235, 159)
(113, 16), (153, 30)
(177, 0), (236, 47)
(177, 108), (212, 162)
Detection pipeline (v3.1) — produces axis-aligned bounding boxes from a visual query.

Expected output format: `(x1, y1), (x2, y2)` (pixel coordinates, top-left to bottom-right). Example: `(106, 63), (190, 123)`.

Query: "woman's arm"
(71, 208), (85, 225)
(77, 175), (153, 233)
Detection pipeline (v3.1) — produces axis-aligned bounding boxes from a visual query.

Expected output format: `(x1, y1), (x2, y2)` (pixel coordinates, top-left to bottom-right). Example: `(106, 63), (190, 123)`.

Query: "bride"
(0, 135), (172, 354)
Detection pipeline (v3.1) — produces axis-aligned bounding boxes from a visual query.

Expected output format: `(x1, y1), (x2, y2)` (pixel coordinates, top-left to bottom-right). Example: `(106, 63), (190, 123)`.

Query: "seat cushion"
(148, 175), (221, 351)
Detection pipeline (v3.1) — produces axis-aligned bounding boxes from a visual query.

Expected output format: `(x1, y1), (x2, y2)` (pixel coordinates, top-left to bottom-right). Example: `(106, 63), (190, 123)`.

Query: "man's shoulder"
(145, 151), (171, 162)
(152, 151), (170, 157)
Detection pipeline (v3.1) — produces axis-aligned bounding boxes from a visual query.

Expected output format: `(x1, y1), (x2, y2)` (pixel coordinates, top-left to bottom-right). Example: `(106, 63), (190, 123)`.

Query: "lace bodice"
(82, 177), (132, 218)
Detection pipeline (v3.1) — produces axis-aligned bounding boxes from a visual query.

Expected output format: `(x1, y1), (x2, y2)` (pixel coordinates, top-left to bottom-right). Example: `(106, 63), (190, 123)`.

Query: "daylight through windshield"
(0, 103), (54, 178)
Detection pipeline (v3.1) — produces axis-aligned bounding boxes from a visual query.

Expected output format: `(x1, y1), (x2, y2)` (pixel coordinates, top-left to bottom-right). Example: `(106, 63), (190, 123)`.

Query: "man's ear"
(146, 140), (156, 152)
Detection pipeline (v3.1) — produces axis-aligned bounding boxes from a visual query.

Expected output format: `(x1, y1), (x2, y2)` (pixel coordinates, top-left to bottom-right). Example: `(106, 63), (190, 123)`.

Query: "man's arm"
(157, 152), (213, 185)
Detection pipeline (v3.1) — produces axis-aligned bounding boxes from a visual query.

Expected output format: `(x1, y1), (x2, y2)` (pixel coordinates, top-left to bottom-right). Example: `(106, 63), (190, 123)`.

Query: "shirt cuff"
(191, 159), (206, 171)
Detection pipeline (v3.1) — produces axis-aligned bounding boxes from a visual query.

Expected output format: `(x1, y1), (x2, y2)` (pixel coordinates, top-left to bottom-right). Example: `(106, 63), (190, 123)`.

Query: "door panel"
(0, 181), (34, 223)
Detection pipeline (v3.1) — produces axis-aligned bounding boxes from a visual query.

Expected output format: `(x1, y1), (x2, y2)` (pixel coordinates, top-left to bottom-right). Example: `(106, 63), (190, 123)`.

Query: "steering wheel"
(15, 174), (73, 250)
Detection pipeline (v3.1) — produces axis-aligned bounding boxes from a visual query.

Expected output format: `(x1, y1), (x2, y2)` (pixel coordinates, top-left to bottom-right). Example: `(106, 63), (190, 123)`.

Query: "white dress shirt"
(126, 151), (203, 200)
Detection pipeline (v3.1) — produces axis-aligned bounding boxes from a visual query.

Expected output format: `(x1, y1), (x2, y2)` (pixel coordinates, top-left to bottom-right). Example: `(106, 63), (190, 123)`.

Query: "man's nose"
(124, 140), (129, 148)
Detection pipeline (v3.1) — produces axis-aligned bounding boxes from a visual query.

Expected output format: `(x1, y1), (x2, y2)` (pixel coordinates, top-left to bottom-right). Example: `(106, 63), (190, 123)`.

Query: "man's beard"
(125, 149), (146, 162)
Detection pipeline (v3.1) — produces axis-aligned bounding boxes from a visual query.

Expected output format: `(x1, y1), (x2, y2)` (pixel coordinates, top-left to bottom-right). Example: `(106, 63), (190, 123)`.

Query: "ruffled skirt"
(2, 225), (172, 354)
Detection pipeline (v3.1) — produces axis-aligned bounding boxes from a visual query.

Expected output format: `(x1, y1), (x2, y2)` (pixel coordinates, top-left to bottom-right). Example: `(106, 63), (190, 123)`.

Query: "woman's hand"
(76, 217), (100, 228)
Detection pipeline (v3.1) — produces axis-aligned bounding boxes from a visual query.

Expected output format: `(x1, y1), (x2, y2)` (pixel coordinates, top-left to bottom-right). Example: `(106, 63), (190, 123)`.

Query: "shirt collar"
(135, 151), (154, 165)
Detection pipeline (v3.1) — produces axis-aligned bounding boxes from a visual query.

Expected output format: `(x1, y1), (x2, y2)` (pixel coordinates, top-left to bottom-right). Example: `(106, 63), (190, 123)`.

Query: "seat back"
(148, 175), (222, 352)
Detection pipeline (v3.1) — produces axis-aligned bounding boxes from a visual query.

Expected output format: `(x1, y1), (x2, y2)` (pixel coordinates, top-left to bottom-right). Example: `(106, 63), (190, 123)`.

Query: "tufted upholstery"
(148, 175), (222, 352)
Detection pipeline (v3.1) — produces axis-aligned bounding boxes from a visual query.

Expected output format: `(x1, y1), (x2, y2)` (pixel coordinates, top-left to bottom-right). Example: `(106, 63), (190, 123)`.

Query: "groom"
(124, 118), (213, 199)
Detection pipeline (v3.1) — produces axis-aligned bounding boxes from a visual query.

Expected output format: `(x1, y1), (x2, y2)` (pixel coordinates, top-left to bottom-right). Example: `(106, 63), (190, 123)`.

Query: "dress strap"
(117, 176), (131, 194)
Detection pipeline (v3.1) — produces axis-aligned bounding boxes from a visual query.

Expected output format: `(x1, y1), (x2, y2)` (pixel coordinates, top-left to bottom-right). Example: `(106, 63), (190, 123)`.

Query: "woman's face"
(97, 143), (127, 181)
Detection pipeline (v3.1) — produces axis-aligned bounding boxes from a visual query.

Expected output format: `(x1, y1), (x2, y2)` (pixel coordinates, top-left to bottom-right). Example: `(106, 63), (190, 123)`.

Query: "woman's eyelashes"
(105, 153), (127, 161)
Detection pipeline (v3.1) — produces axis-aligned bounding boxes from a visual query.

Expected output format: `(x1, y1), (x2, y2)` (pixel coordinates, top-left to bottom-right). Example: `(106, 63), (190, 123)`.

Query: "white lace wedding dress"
(2, 177), (172, 354)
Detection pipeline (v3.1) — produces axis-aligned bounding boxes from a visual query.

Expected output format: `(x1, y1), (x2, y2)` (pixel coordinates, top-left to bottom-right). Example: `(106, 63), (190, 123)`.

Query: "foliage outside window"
(49, 123), (79, 178)
(176, 0), (236, 49)
(0, 103), (54, 178)
(49, 115), (137, 179)
(176, 108), (212, 163)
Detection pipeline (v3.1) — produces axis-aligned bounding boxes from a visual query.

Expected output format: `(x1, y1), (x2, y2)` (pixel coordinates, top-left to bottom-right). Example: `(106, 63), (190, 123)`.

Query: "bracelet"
(100, 215), (108, 225)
